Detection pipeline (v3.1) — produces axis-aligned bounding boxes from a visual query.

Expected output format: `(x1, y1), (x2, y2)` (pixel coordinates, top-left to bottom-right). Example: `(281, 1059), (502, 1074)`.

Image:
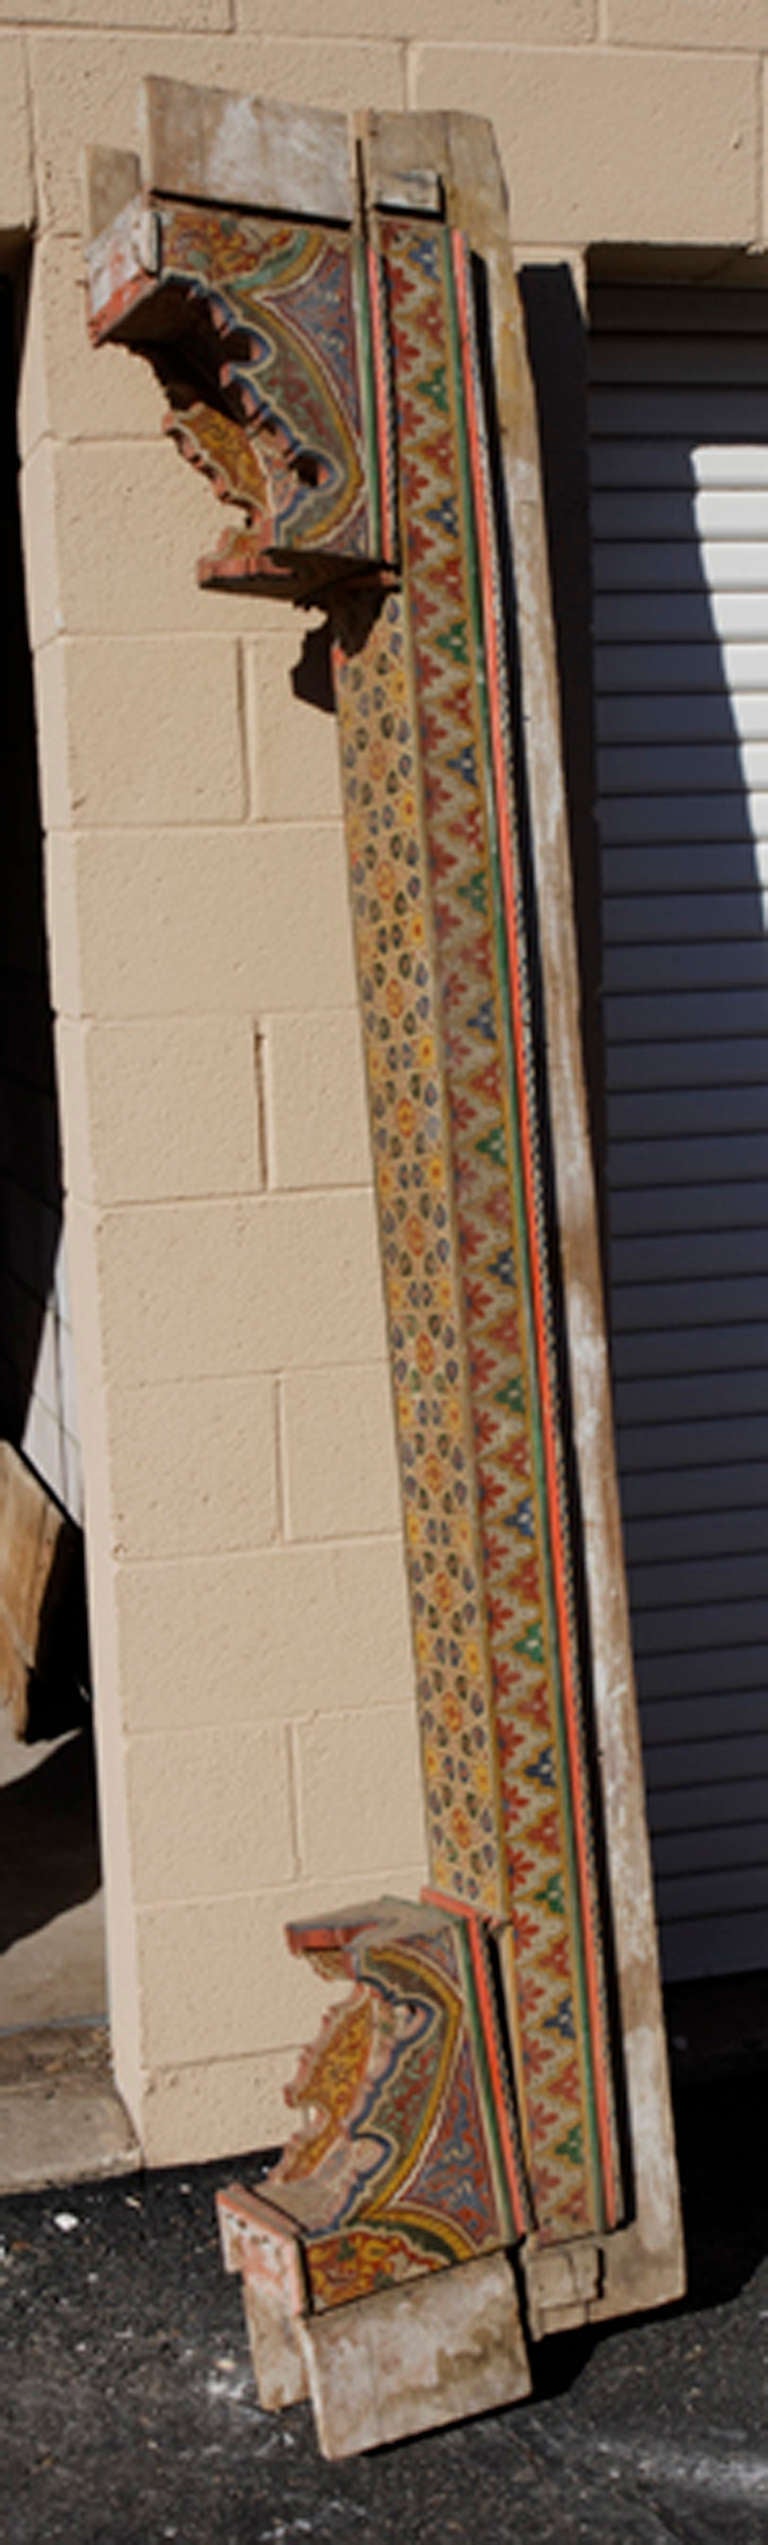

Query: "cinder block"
(32, 441), (288, 637)
(116, 1535), (414, 1730)
(16, 258), (49, 462)
(69, 1197), (253, 1386)
(2, 0), (228, 25)
(74, 1189), (386, 1386)
(246, 634), (342, 822)
(43, 832), (81, 1018)
(281, 1364), (399, 1541)
(411, 46), (758, 243)
(55, 1016), (260, 1204)
(15, 245), (304, 644)
(46, 824), (356, 1023)
(33, 638), (246, 829)
(138, 1887), (358, 2064)
(606, 0), (768, 45)
(238, 0), (594, 36)
(29, 32), (403, 237)
(294, 1706), (425, 1880)
(247, 1192), (387, 1371)
(139, 2049), (295, 2166)
(235, 32), (406, 112)
(266, 1011), (370, 1190)
(136, 1863), (426, 2065)
(53, 1018), (89, 1204)
(126, 1722), (295, 1904)
(107, 1375), (278, 1559)
(31, 31), (235, 235)
(19, 443), (60, 650)
(31, 642), (71, 836)
(63, 1201), (108, 1394)
(0, 35), (34, 235)
(18, 233), (162, 455)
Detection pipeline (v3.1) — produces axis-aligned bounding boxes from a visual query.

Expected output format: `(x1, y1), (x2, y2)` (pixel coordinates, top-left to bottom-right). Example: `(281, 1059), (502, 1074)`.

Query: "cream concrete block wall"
(5, 0), (768, 2160)
(2, 1), (419, 2160)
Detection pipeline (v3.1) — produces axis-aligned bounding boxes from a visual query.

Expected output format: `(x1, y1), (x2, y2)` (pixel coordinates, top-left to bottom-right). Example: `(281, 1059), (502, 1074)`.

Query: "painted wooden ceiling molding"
(85, 88), (684, 2459)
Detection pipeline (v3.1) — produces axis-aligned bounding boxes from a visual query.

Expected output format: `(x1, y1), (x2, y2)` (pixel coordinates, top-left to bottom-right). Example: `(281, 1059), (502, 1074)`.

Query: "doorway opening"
(0, 264), (115, 2174)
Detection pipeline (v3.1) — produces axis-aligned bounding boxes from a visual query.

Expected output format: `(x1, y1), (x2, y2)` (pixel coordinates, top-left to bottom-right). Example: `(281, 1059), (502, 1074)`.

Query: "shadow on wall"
(521, 263), (768, 1985)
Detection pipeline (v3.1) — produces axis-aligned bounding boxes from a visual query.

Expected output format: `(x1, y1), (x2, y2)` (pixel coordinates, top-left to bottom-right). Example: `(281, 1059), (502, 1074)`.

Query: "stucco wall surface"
(1, 1), (767, 2160)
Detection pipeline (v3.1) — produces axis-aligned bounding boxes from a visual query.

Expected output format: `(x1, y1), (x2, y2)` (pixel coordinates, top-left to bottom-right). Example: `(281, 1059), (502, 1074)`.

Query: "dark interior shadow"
(0, 1722), (101, 1955)
(291, 616), (336, 714)
(0, 273), (91, 1750)
(0, 272), (62, 1441)
(530, 2052), (768, 2419)
(23, 1518), (92, 1744)
(672, 2059), (768, 2313)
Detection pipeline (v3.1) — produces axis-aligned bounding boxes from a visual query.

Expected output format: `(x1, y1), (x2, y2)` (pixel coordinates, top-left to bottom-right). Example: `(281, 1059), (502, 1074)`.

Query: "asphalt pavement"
(2, 1991), (768, 2545)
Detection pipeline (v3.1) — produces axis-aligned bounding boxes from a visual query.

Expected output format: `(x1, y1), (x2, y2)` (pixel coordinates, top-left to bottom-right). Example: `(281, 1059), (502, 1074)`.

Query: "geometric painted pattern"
(245, 1897), (530, 2310)
(335, 221), (622, 2240)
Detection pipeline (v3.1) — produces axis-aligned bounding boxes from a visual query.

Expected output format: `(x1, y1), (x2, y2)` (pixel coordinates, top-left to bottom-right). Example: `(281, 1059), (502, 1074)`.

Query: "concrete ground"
(1, 1983), (767, 2545)
(0, 1705), (138, 2192)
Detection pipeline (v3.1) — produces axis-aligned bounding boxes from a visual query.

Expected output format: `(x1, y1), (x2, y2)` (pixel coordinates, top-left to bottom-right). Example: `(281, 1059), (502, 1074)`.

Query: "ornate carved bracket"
(85, 87), (684, 2458)
(86, 105), (395, 598)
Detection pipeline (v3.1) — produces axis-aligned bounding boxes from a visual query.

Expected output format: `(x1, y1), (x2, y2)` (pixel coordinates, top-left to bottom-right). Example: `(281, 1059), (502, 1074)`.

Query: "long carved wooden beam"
(85, 87), (684, 2457)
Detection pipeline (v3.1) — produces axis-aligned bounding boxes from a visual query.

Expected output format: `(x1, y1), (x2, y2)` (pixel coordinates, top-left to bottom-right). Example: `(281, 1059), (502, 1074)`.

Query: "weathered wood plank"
(0, 1443), (79, 1739)
(361, 102), (683, 2335)
(139, 78), (354, 223)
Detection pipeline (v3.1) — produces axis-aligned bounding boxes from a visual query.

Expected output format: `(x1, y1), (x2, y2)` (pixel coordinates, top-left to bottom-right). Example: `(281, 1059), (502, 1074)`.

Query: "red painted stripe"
(449, 231), (617, 2232)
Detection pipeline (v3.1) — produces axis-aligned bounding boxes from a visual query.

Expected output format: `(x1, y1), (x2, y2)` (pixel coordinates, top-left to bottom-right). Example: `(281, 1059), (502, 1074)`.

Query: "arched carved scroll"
(85, 87), (684, 2458)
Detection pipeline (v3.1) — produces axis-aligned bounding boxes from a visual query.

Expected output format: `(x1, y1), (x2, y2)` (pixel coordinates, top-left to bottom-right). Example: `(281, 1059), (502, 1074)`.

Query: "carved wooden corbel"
(86, 94), (396, 598)
(85, 87), (684, 2457)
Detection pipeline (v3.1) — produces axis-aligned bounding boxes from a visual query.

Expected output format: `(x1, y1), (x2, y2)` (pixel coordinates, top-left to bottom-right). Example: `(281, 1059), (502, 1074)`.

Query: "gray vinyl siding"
(589, 287), (768, 1982)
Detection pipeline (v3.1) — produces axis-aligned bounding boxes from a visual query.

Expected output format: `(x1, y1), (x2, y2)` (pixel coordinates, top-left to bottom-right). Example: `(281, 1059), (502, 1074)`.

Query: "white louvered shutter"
(589, 288), (768, 1981)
